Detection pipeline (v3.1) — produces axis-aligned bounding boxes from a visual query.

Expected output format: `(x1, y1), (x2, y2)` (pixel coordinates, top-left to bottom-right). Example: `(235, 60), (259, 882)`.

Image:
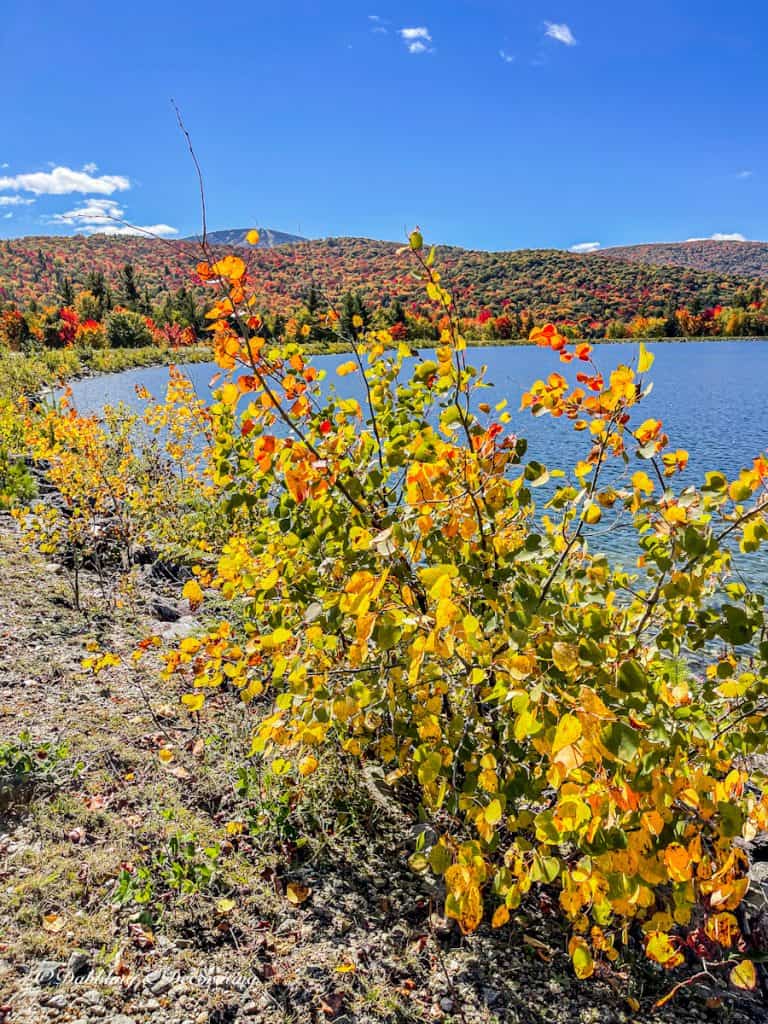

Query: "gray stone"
(150, 599), (181, 622)
(108, 1015), (136, 1024)
(68, 951), (91, 978)
(144, 969), (173, 995)
(41, 993), (68, 1009)
(36, 960), (65, 986)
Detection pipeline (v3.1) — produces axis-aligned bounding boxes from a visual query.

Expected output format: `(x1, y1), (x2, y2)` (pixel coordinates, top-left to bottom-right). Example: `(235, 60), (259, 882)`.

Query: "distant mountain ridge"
(0, 233), (765, 331)
(183, 227), (306, 248)
(600, 239), (768, 278)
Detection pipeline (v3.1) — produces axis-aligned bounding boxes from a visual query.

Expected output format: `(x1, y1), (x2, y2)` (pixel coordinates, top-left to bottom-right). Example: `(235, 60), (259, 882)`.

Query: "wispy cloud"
(50, 198), (177, 237)
(368, 14), (388, 33)
(0, 196), (34, 207)
(0, 165), (130, 196)
(400, 26), (433, 54)
(570, 241), (601, 253)
(686, 232), (747, 242)
(499, 49), (515, 64)
(545, 22), (577, 46)
(736, 170), (753, 180)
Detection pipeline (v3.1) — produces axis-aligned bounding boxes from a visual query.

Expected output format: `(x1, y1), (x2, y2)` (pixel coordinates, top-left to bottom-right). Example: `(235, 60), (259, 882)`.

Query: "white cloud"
(400, 26), (433, 53)
(82, 162), (98, 173)
(49, 198), (177, 237)
(545, 22), (577, 45)
(499, 49), (515, 63)
(737, 170), (753, 179)
(0, 163), (8, 169)
(0, 196), (34, 206)
(3, 213), (12, 220)
(686, 232), (747, 242)
(570, 241), (601, 253)
(0, 165), (130, 196)
(95, 223), (178, 237)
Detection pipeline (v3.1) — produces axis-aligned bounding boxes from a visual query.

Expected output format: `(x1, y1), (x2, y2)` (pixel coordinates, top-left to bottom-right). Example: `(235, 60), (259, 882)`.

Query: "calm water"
(64, 340), (768, 587)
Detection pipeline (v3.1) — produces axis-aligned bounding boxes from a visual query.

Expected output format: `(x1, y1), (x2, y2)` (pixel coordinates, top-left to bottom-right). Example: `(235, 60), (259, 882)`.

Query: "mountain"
(182, 227), (306, 248)
(600, 239), (768, 278)
(0, 233), (763, 331)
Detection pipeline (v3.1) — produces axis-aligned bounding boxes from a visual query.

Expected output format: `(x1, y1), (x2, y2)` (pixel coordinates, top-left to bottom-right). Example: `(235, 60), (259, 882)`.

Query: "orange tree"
(163, 233), (768, 997)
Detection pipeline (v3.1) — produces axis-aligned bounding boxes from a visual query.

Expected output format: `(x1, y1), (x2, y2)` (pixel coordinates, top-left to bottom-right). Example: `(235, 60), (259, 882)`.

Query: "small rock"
(241, 1003), (261, 1017)
(108, 1015), (136, 1024)
(68, 951), (91, 978)
(36, 961), (65, 986)
(150, 599), (181, 622)
(81, 989), (102, 1006)
(40, 993), (68, 1010)
(439, 997), (454, 1013)
(144, 969), (173, 996)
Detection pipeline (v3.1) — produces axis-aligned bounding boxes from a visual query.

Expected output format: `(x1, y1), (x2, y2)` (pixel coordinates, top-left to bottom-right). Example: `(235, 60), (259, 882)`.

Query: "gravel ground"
(0, 516), (766, 1024)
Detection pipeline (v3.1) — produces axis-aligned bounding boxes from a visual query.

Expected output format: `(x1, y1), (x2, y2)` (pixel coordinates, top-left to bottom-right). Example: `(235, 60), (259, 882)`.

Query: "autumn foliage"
(123, 231), (768, 1000)
(11, 228), (768, 1004)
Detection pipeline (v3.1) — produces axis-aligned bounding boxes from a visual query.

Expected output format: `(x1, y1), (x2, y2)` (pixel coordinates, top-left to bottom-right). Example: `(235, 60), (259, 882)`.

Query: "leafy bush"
(163, 240), (768, 1001)
(0, 448), (36, 510)
(105, 308), (153, 349)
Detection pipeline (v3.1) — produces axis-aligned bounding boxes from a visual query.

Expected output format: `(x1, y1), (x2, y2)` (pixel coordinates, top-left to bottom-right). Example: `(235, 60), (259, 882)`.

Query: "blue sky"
(1, 1), (766, 251)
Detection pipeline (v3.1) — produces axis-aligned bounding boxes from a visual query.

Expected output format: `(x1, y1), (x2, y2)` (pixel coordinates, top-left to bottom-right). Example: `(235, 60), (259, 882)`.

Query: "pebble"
(144, 969), (173, 995)
(108, 1015), (136, 1024)
(41, 993), (68, 1010)
(68, 951), (91, 978)
(36, 960), (65, 986)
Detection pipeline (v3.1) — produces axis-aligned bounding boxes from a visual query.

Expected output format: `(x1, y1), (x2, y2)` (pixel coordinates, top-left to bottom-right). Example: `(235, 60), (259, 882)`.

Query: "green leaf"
(601, 722), (640, 763)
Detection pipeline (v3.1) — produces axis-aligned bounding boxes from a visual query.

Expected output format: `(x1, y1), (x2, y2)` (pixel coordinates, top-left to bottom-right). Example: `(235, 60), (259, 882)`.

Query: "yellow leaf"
(246, 229), (260, 245)
(158, 748), (174, 763)
(335, 962), (356, 973)
(492, 905), (510, 928)
(552, 714), (582, 755)
(182, 579), (204, 608)
(42, 912), (66, 933)
(552, 642), (579, 674)
(730, 959), (757, 991)
(568, 936), (594, 979)
(298, 755), (319, 776)
(286, 882), (311, 905)
(645, 931), (684, 969)
(181, 693), (205, 712)
(582, 503), (601, 525)
(216, 897), (237, 914)
(337, 361), (358, 376)
(220, 383), (239, 406)
(638, 342), (655, 374)
(705, 913), (740, 949)
(484, 798), (503, 825)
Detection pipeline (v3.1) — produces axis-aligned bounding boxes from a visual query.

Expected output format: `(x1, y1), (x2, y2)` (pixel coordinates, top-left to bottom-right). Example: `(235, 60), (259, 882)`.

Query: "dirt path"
(0, 517), (763, 1024)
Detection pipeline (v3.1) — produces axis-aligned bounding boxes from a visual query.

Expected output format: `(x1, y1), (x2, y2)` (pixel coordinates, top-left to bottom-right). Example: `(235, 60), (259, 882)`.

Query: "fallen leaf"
(285, 882), (311, 905)
(42, 912), (65, 933)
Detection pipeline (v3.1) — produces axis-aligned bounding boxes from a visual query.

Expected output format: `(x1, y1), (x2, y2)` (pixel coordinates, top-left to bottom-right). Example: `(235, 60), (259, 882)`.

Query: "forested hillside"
(601, 238), (768, 278)
(1, 234), (765, 339)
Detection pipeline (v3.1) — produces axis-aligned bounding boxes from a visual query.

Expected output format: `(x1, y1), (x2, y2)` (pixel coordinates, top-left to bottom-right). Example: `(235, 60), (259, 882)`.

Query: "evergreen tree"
(120, 263), (141, 310)
(59, 276), (74, 307)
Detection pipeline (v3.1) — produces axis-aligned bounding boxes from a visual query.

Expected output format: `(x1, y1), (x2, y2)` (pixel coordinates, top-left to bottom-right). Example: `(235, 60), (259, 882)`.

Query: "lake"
(65, 340), (768, 587)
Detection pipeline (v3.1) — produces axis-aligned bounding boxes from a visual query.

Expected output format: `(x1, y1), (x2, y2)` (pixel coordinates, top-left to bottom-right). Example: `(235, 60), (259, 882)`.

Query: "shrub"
(105, 308), (154, 349)
(115, 242), (768, 1000)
